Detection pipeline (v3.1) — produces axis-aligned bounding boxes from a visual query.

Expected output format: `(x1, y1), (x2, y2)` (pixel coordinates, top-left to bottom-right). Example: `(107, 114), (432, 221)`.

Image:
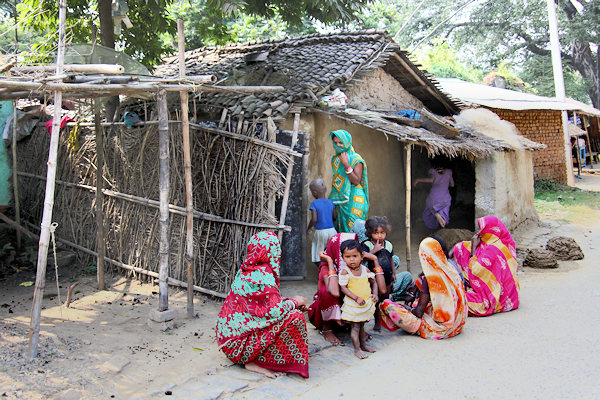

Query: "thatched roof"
(325, 108), (541, 159)
(155, 30), (460, 119)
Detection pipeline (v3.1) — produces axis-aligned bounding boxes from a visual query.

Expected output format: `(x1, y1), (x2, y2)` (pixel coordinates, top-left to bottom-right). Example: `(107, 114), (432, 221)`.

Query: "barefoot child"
(307, 178), (337, 267)
(361, 216), (395, 331)
(338, 239), (378, 359)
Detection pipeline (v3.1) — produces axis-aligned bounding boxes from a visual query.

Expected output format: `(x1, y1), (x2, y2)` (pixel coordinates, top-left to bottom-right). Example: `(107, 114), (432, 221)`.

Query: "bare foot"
(245, 362), (277, 378)
(354, 349), (369, 359)
(322, 330), (345, 346)
(373, 323), (381, 332)
(274, 372), (287, 377)
(435, 213), (446, 228)
(361, 344), (376, 353)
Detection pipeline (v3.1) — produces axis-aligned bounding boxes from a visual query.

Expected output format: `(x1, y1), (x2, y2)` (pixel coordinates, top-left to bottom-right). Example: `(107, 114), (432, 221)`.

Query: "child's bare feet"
(245, 362), (277, 378)
(373, 322), (381, 332)
(354, 349), (369, 359)
(322, 330), (345, 346)
(360, 344), (376, 353)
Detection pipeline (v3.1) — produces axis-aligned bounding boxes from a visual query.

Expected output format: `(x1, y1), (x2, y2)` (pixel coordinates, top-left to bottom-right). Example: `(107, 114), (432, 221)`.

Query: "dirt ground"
(1, 181), (599, 399)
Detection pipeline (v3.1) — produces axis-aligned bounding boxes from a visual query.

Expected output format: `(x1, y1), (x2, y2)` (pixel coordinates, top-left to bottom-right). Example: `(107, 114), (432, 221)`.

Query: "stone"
(248, 382), (297, 400)
(199, 374), (249, 393)
(148, 308), (178, 322)
(221, 366), (263, 382)
(272, 375), (310, 393)
(171, 383), (223, 400)
(97, 355), (130, 374)
(546, 236), (584, 260)
(523, 249), (558, 269)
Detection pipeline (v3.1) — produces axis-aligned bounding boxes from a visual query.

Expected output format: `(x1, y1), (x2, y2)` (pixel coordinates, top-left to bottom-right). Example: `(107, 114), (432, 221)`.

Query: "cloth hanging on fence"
(45, 116), (74, 135)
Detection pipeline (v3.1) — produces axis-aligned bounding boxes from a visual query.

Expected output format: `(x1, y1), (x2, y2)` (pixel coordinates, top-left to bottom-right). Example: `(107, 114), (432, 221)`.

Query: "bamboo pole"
(0, 80), (284, 95)
(17, 171), (292, 231)
(573, 113), (583, 175)
(20, 219), (227, 299)
(11, 101), (21, 249)
(157, 89), (170, 312)
(405, 144), (412, 273)
(15, 64), (125, 74)
(301, 128), (310, 279)
(278, 112), (300, 242)
(190, 123), (303, 158)
(93, 99), (105, 290)
(580, 113), (594, 168)
(177, 19), (195, 319)
(28, 0), (66, 360)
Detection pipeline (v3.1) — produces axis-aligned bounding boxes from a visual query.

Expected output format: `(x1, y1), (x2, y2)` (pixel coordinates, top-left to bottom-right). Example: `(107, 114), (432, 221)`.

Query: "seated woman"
(308, 232), (384, 346)
(379, 237), (467, 340)
(215, 232), (309, 378)
(451, 216), (520, 316)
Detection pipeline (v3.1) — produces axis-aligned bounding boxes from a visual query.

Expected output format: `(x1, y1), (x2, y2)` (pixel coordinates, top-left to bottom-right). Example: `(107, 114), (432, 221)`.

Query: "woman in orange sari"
(379, 237), (467, 340)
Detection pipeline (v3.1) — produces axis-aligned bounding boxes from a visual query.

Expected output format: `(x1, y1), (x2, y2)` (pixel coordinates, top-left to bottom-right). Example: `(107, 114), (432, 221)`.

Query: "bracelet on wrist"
(345, 167), (353, 174)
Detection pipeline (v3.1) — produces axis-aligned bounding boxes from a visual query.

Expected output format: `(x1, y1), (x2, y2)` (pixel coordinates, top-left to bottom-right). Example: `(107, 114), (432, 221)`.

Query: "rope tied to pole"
(49, 222), (62, 307)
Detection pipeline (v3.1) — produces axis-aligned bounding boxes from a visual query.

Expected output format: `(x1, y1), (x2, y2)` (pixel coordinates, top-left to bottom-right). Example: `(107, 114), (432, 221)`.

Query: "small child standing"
(361, 216), (395, 332)
(338, 239), (378, 359)
(307, 178), (337, 267)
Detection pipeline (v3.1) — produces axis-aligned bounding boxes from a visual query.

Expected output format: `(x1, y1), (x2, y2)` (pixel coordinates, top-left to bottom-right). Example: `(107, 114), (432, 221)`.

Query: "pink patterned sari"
(453, 216), (520, 316)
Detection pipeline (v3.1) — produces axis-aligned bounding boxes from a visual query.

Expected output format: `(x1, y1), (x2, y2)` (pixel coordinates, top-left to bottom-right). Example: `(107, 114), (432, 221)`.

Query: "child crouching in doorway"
(307, 178), (337, 267)
(338, 239), (378, 359)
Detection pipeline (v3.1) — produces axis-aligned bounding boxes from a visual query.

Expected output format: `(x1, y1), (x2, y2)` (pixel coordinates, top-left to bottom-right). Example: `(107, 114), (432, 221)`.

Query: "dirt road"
(300, 220), (600, 399)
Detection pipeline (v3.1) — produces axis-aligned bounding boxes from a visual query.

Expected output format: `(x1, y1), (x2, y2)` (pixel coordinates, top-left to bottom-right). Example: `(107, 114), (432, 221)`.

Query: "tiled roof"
(156, 30), (460, 119)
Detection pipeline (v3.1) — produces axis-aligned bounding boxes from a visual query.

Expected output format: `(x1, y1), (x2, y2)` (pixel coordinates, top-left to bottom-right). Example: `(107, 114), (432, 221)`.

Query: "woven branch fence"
(17, 112), (291, 294)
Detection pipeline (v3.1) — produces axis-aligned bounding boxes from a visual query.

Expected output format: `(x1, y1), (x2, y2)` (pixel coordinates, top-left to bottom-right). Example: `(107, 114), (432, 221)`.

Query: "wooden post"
(300, 126), (310, 279)
(157, 89), (170, 312)
(278, 112), (300, 242)
(11, 101), (21, 249)
(582, 114), (594, 168)
(573, 113), (583, 175)
(405, 144), (412, 273)
(28, 0), (66, 359)
(177, 19), (195, 319)
(93, 99), (105, 290)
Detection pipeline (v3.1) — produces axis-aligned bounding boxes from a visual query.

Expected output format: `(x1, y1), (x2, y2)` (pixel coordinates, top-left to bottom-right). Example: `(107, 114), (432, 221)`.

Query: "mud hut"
(155, 31), (543, 278)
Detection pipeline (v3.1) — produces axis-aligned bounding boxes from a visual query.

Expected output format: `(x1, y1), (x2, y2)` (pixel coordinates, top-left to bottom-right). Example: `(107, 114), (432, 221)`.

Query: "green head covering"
(330, 130), (353, 155)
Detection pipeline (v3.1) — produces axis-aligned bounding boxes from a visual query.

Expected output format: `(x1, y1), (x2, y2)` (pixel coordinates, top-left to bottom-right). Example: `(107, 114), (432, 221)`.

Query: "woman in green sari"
(328, 130), (369, 233)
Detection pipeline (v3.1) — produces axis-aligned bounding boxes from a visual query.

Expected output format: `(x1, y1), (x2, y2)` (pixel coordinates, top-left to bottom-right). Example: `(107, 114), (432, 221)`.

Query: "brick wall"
(490, 108), (568, 184)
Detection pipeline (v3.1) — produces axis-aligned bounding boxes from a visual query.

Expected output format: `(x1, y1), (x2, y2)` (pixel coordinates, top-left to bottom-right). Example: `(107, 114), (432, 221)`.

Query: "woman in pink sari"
(452, 216), (520, 316)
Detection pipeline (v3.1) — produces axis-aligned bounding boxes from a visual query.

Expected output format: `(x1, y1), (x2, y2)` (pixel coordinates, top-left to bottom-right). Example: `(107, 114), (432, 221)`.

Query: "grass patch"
(534, 179), (600, 225)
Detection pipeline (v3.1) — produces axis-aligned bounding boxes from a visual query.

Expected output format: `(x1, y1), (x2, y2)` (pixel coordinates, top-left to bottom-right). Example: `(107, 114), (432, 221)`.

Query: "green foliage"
(21, 247), (37, 265)
(87, 261), (97, 275)
(0, 242), (14, 258)
(414, 39), (484, 82)
(385, 0), (599, 105)
(17, 0), (176, 69)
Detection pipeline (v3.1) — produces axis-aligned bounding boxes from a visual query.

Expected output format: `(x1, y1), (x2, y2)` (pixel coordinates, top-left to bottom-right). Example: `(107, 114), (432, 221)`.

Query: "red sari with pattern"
(215, 232), (309, 378)
(308, 232), (358, 330)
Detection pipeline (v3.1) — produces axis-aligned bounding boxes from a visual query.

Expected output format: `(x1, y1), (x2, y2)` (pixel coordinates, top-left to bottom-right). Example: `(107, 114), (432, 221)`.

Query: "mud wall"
(345, 68), (426, 112)
(475, 150), (538, 230)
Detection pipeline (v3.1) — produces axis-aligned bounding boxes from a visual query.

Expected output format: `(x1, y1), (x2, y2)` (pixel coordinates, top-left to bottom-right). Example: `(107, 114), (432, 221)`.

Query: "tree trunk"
(98, 0), (119, 120)
(98, 0), (114, 48)
(570, 41), (600, 108)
